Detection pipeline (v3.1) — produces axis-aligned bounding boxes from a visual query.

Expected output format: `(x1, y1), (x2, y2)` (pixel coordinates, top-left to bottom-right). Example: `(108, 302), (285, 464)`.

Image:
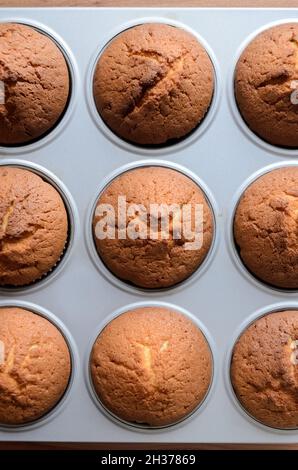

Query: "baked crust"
(0, 167), (68, 286)
(0, 307), (71, 425)
(234, 167), (298, 289)
(0, 23), (70, 145)
(93, 166), (214, 289)
(90, 307), (212, 426)
(231, 310), (298, 429)
(235, 23), (298, 147)
(93, 23), (214, 145)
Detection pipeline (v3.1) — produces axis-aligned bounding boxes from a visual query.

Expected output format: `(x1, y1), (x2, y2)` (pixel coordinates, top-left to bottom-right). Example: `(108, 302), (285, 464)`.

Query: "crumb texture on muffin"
(93, 166), (214, 289)
(0, 23), (69, 145)
(90, 307), (212, 426)
(0, 167), (68, 286)
(231, 310), (298, 429)
(234, 167), (298, 289)
(0, 307), (71, 425)
(93, 23), (214, 145)
(235, 23), (298, 147)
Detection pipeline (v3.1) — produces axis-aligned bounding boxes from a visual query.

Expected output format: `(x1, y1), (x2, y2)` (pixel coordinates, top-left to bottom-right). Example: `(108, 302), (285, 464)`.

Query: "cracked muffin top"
(0, 167), (68, 286)
(235, 23), (298, 148)
(93, 23), (214, 145)
(231, 310), (298, 429)
(92, 166), (214, 289)
(0, 23), (70, 146)
(90, 307), (212, 426)
(0, 307), (71, 425)
(234, 167), (298, 289)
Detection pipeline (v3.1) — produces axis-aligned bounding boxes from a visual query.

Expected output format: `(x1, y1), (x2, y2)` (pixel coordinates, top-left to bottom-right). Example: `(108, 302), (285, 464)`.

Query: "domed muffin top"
(93, 23), (214, 145)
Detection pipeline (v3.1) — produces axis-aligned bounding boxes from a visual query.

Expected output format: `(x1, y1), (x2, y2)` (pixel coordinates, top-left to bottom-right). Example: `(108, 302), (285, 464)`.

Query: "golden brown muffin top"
(93, 23), (214, 145)
(234, 167), (298, 289)
(0, 307), (71, 425)
(90, 307), (212, 426)
(0, 167), (68, 286)
(235, 23), (298, 148)
(0, 23), (70, 146)
(93, 166), (214, 289)
(231, 310), (298, 429)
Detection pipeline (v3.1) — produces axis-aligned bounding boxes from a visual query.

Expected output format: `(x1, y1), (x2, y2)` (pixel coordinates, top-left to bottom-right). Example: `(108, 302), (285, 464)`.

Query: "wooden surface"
(1, 442), (298, 450)
(0, 0), (297, 452)
(0, 0), (298, 7)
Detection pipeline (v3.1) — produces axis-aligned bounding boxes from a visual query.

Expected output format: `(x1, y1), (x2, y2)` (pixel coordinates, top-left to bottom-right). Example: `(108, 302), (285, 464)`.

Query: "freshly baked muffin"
(0, 23), (70, 146)
(0, 166), (68, 286)
(234, 167), (298, 289)
(0, 307), (71, 425)
(90, 307), (212, 426)
(92, 166), (214, 289)
(235, 23), (298, 147)
(231, 310), (298, 429)
(93, 23), (214, 145)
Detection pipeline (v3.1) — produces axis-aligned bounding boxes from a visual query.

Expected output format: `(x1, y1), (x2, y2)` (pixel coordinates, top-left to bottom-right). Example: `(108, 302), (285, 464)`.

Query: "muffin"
(234, 167), (298, 289)
(0, 307), (71, 425)
(235, 23), (298, 148)
(92, 166), (214, 289)
(0, 166), (68, 286)
(231, 310), (298, 429)
(90, 307), (212, 426)
(0, 23), (70, 146)
(93, 23), (214, 145)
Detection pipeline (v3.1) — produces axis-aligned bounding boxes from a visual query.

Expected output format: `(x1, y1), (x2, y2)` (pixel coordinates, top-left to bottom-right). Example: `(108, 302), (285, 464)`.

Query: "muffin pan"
(0, 7), (297, 443)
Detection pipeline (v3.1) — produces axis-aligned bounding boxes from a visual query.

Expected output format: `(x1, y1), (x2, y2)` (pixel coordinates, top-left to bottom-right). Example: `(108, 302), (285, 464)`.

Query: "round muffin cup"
(225, 303), (298, 434)
(228, 18), (298, 157)
(0, 160), (78, 294)
(86, 17), (221, 156)
(0, 300), (78, 432)
(0, 18), (78, 155)
(227, 161), (298, 296)
(85, 301), (216, 432)
(86, 159), (219, 296)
